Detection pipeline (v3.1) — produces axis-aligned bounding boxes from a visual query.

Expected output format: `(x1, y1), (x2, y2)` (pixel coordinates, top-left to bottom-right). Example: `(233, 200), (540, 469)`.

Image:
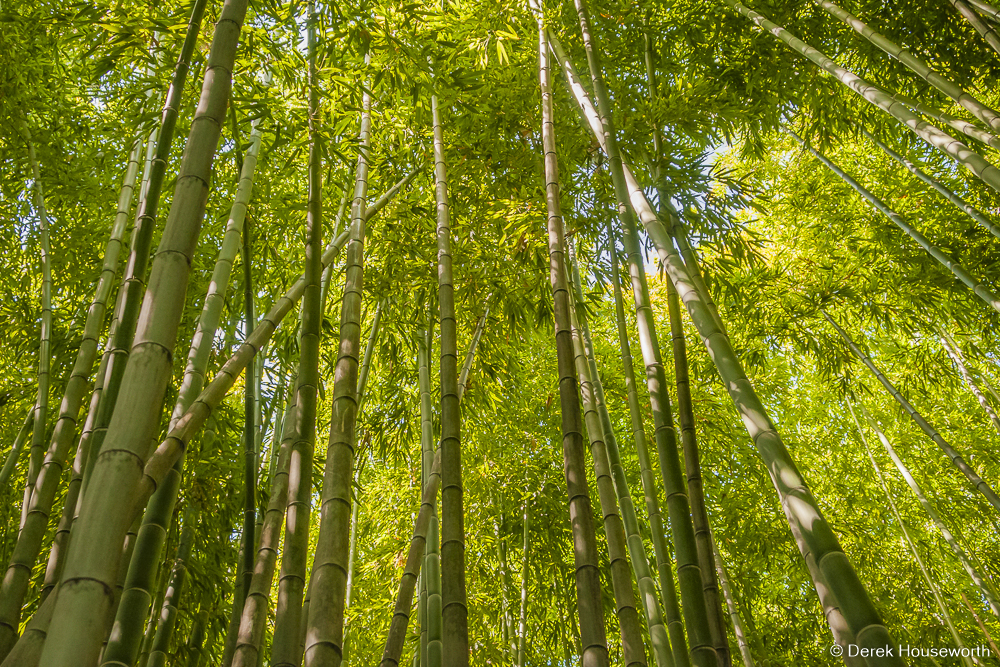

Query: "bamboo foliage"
(534, 7), (610, 667)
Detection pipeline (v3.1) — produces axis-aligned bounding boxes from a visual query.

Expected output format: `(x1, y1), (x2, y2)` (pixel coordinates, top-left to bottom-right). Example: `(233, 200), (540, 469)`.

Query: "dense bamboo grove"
(4, 0), (1000, 664)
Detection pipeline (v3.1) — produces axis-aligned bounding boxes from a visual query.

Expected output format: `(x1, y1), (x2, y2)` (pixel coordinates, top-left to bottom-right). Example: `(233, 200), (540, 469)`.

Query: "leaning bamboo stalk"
(533, 9), (609, 667)
(860, 126), (1000, 241)
(968, 0), (1000, 20)
(848, 403), (974, 666)
(664, 277), (729, 665)
(569, 247), (674, 667)
(567, 264), (648, 667)
(0, 410), (33, 495)
(379, 305), (492, 667)
(15, 115), (53, 538)
(565, 2), (719, 660)
(816, 0), (1000, 131)
(711, 536), (755, 667)
(103, 106), (267, 667)
(959, 592), (1000, 659)
(0, 130), (143, 658)
(951, 0), (1000, 56)
(793, 130), (1000, 315)
(824, 311), (1000, 514)
(301, 52), (371, 664)
(548, 30), (903, 660)
(856, 401), (1000, 618)
(940, 334), (1000, 435)
(722, 0), (1000, 195)
(38, 0), (248, 662)
(603, 225), (689, 667)
(892, 92), (1000, 152)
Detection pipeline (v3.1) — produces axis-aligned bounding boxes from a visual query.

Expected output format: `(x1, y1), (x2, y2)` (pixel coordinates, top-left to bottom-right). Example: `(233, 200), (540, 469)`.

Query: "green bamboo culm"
(604, 224), (690, 667)
(0, 410), (33, 495)
(721, 0), (1000, 196)
(791, 131), (1000, 315)
(847, 403), (975, 667)
(516, 492), (529, 667)
(301, 65), (371, 667)
(37, 0), (247, 661)
(566, 247), (665, 667)
(273, 4), (324, 663)
(859, 126), (1000, 241)
(823, 310), (1000, 514)
(664, 276), (730, 665)
(815, 0), (1000, 131)
(186, 610), (208, 667)
(421, 326), (442, 667)
(564, 2), (719, 661)
(889, 91), (1000, 152)
(102, 103), (266, 667)
(145, 509), (197, 667)
(15, 114), (53, 541)
(241, 209), (258, 607)
(548, 35), (903, 662)
(711, 536), (755, 667)
(951, 0), (1000, 56)
(940, 334), (1000, 435)
(431, 82), (471, 667)
(533, 7), (610, 667)
(855, 400), (1000, 618)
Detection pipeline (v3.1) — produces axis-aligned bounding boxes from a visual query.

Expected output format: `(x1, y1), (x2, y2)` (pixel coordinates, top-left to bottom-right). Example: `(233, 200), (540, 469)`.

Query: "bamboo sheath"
(848, 404), (975, 667)
(722, 0), (1000, 196)
(860, 126), (1000, 241)
(37, 1), (250, 660)
(824, 311), (1000, 514)
(604, 224), (691, 667)
(563, 4), (720, 661)
(792, 131), (1000, 315)
(816, 0), (1000, 131)
(534, 10), (610, 667)
(0, 125), (145, 659)
(546, 29), (903, 663)
(567, 249), (668, 667)
(856, 401), (1000, 618)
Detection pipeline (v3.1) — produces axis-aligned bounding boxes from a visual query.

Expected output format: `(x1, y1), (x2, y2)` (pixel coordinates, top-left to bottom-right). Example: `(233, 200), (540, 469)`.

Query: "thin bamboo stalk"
(940, 334), (1000, 435)
(816, 0), (1000, 131)
(711, 536), (754, 667)
(38, 1), (248, 661)
(848, 403), (974, 667)
(516, 491), (530, 667)
(793, 130), (1000, 315)
(959, 592), (1000, 658)
(145, 509), (197, 667)
(951, 0), (1000, 56)
(0, 410), (33, 495)
(300, 57), (372, 667)
(722, 0), (1000, 195)
(860, 126), (1000, 241)
(856, 401), (1000, 618)
(569, 247), (674, 667)
(824, 311), (1000, 514)
(534, 9), (609, 667)
(547, 32), (903, 660)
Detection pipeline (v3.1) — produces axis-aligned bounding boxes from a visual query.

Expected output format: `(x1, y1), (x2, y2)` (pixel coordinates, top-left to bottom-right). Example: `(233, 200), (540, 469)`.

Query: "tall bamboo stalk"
(38, 0), (247, 661)
(300, 63), (371, 667)
(951, 0), (1000, 56)
(567, 276), (648, 667)
(15, 115), (53, 538)
(566, 3), (718, 661)
(722, 0), (1000, 195)
(665, 277), (729, 665)
(431, 82), (470, 667)
(547, 36), (903, 660)
(273, 6), (325, 662)
(569, 247), (675, 667)
(860, 126), (1000, 241)
(856, 401), (1000, 618)
(102, 105), (266, 667)
(848, 404), (974, 666)
(824, 311), (1000, 514)
(894, 92), (1000, 152)
(517, 491), (530, 667)
(0, 410), (33, 495)
(711, 536), (754, 667)
(792, 131), (1000, 316)
(604, 226), (689, 667)
(241, 212), (258, 606)
(816, 0), (1000, 131)
(534, 9), (609, 667)
(940, 334), (1000, 435)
